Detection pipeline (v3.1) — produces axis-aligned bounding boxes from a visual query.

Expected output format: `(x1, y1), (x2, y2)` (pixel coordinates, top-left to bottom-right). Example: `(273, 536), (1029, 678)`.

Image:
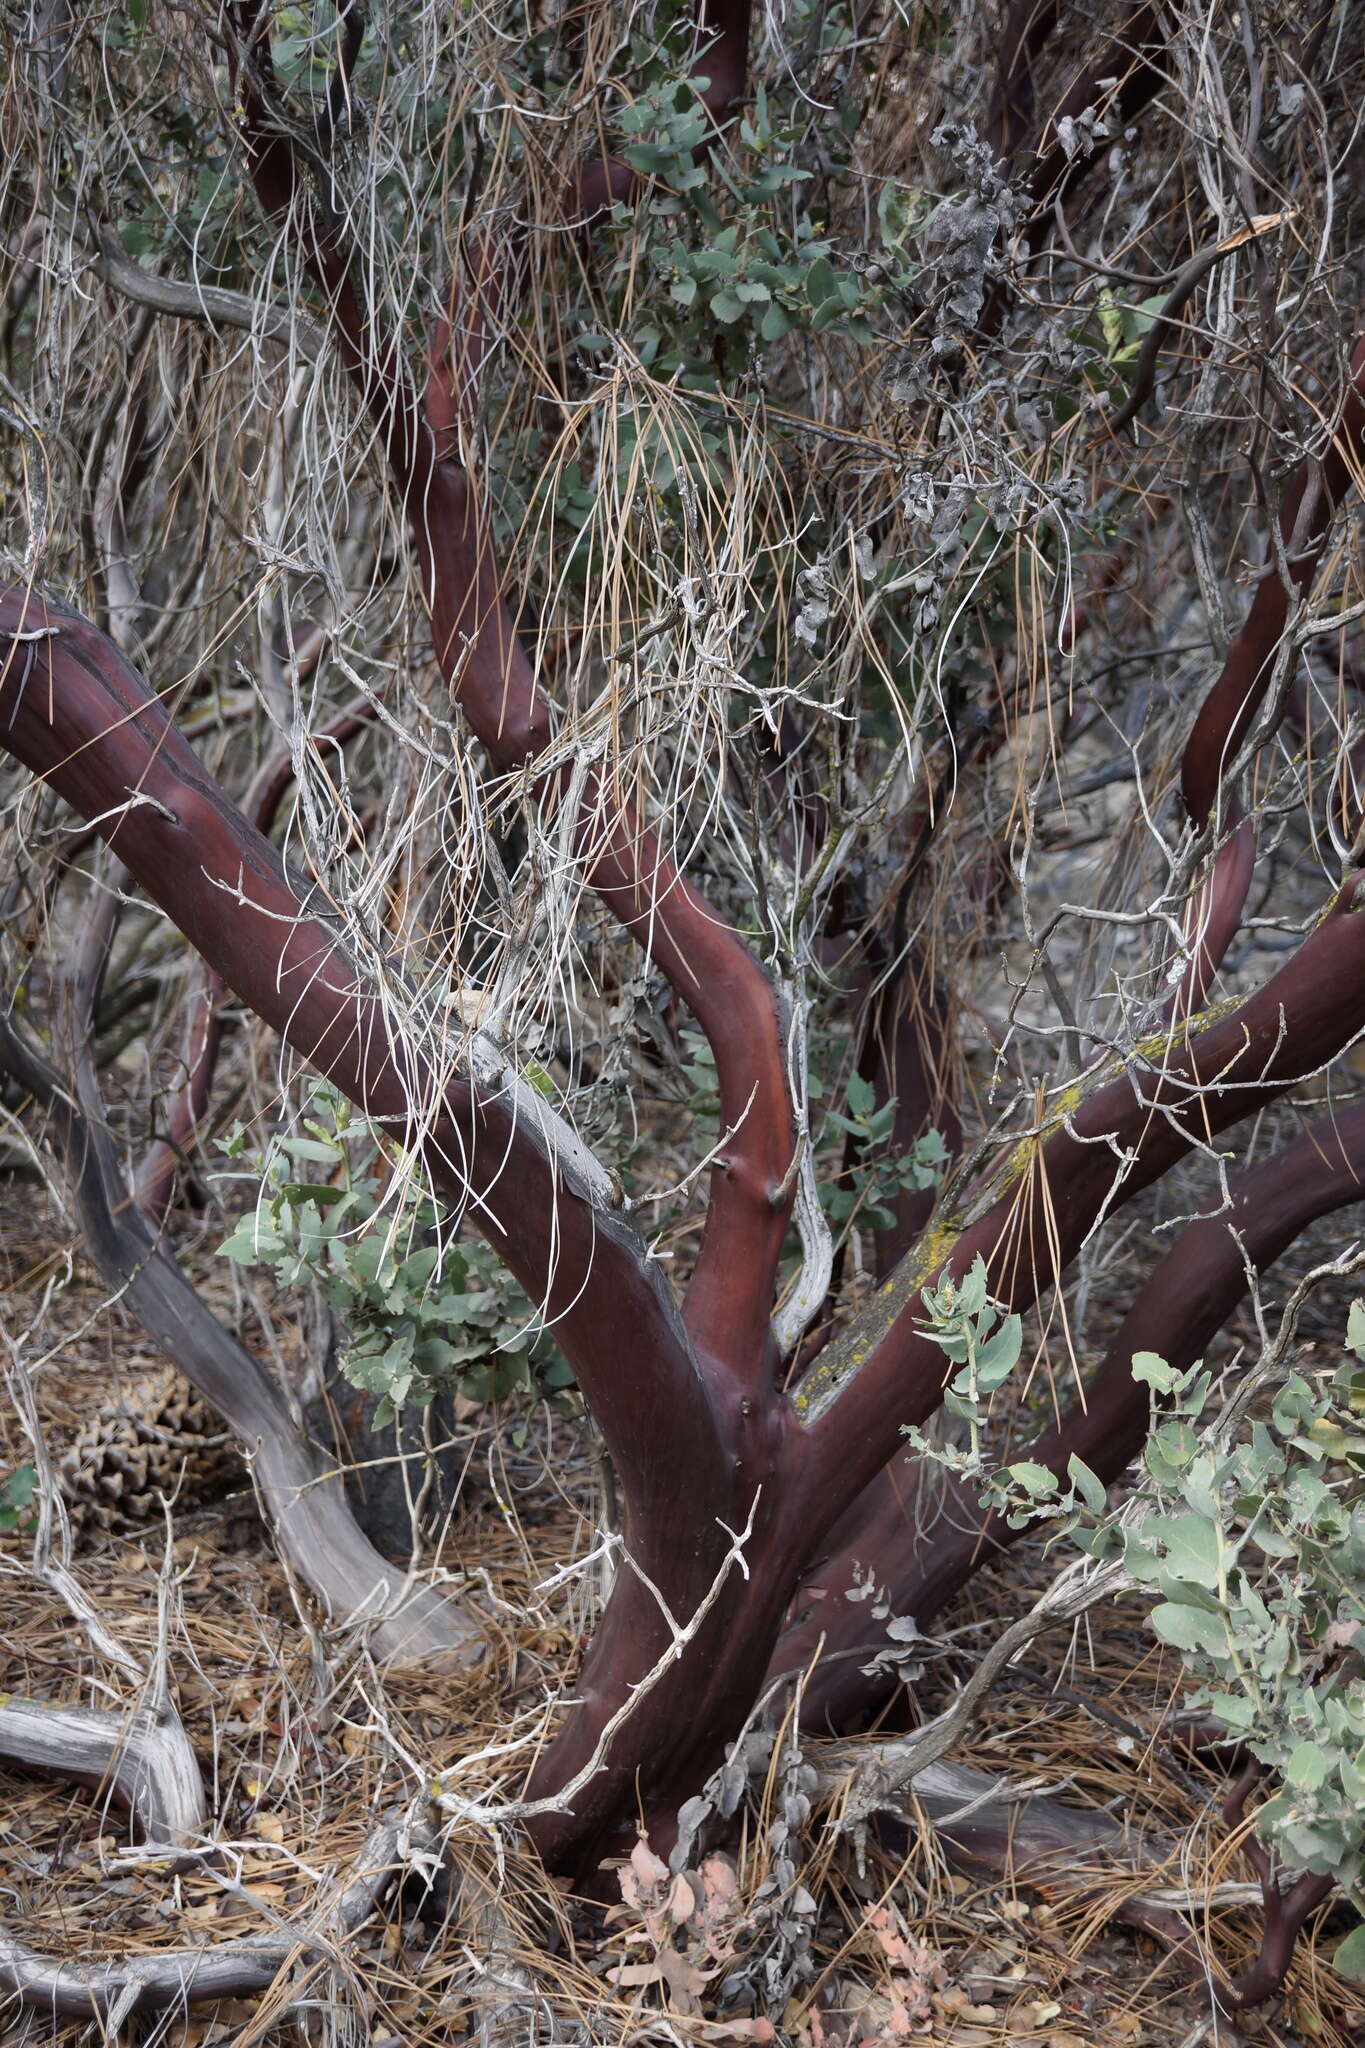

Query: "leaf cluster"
(0, 1463), (36, 1534)
(816, 1069), (947, 1234)
(1091, 1327), (1365, 1903)
(217, 1082), (567, 1425)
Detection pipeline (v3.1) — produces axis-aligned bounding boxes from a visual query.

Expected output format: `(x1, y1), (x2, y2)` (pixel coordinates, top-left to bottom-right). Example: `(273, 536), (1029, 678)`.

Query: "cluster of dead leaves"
(604, 1836), (776, 2040)
(795, 1902), (947, 2046)
(863, 1904), (948, 2037)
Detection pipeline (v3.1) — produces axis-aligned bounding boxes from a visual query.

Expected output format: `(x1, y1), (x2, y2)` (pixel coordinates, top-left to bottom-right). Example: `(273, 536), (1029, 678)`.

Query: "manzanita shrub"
(4, 0), (1365, 2027)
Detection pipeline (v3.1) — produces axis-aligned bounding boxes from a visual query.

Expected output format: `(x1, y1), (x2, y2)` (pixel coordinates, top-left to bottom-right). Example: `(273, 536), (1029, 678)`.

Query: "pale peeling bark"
(0, 1694), (204, 1850)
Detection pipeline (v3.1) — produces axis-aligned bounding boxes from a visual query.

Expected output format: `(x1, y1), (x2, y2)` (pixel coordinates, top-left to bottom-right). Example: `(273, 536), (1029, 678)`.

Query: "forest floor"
(1, 1182), (1362, 2048)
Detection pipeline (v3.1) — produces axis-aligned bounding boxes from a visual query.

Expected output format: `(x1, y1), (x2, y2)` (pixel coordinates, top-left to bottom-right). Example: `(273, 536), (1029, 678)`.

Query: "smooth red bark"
(0, 588), (712, 1535)
(779, 1097), (1365, 1725)
(226, 0), (794, 1382)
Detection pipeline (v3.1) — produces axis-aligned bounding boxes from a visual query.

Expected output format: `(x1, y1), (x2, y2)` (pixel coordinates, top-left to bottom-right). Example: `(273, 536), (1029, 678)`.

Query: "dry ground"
(1, 1183), (1362, 2048)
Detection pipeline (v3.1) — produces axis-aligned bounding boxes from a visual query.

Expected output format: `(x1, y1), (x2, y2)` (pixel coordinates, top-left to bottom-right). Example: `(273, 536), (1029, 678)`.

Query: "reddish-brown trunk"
(777, 1099), (1365, 1726)
(12, 587), (1365, 1878)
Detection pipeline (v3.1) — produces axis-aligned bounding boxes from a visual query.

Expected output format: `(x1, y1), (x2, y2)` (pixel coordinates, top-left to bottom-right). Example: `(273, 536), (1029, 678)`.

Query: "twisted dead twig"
(0, 1807), (437, 2022)
(1103, 213), (1289, 439)
(815, 1553), (1134, 1837)
(91, 227), (326, 362)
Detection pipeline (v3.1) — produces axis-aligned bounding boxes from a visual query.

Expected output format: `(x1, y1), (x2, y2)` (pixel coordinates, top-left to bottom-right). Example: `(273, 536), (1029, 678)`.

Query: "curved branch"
(567, 0), (754, 222)
(1213, 1764), (1337, 2007)
(796, 885), (1365, 1507)
(1104, 215), (1287, 439)
(415, 458), (794, 1369)
(1181, 334), (1365, 830)
(859, 945), (962, 1281)
(1169, 331), (1365, 1016)
(0, 587), (712, 1537)
(0, 1809), (433, 2020)
(92, 227), (326, 361)
(133, 967), (225, 1222)
(778, 1097), (1365, 1723)
(225, 0), (793, 1379)
(1168, 814), (1257, 1021)
(0, 1695), (204, 1851)
(984, 0), (1063, 163)
(789, 934), (962, 1357)
(1024, 5), (1168, 243)
(1227, 1867), (1334, 2008)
